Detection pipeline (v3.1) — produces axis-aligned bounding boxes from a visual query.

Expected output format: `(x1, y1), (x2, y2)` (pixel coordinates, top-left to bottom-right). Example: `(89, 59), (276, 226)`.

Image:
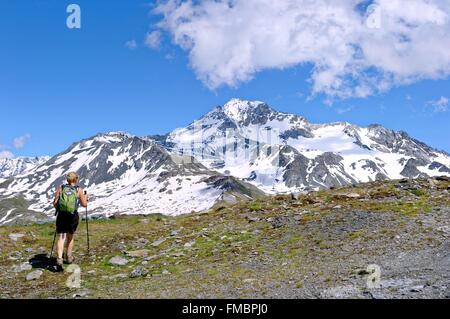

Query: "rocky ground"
(0, 177), (449, 299)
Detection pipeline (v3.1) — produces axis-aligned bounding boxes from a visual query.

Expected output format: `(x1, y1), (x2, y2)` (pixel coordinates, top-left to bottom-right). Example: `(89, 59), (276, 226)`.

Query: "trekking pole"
(50, 228), (57, 260)
(84, 190), (90, 255)
(50, 210), (58, 260)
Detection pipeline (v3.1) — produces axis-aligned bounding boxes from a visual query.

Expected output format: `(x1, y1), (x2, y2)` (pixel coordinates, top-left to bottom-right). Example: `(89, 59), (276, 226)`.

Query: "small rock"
(13, 262), (32, 273)
(344, 193), (361, 199)
(109, 256), (129, 266)
(246, 216), (260, 223)
(170, 230), (179, 237)
(151, 238), (166, 247)
(9, 233), (25, 241)
(130, 266), (149, 279)
(184, 241), (195, 248)
(243, 278), (256, 284)
(26, 270), (43, 281)
(124, 250), (150, 258)
(132, 238), (149, 248)
(270, 216), (294, 229)
(162, 269), (171, 275)
(25, 248), (34, 254)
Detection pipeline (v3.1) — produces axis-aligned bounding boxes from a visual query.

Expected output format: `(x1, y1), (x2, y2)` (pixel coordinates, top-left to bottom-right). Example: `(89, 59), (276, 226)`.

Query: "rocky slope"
(0, 177), (448, 299)
(0, 157), (49, 180)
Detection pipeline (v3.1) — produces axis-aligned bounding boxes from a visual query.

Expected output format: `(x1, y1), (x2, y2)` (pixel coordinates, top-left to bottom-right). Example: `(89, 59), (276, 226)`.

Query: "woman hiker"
(53, 172), (88, 267)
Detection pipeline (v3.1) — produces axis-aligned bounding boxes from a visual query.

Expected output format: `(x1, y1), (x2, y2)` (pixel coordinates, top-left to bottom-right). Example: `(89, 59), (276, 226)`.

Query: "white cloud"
(0, 150), (14, 159)
(13, 133), (31, 149)
(154, 0), (450, 99)
(427, 96), (449, 112)
(145, 31), (162, 50)
(125, 39), (138, 50)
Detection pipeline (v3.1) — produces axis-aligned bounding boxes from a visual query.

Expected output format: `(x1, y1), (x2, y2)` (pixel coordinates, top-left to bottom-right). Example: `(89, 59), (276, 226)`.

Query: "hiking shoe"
(56, 258), (64, 267)
(65, 254), (75, 265)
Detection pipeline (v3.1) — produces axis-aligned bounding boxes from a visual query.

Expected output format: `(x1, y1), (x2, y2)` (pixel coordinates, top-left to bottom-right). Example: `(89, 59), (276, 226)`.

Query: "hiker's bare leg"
(66, 233), (75, 257)
(56, 234), (66, 259)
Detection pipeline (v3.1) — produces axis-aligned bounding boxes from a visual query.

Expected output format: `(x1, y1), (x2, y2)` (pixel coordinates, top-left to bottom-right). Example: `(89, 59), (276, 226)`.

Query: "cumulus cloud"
(427, 96), (449, 112)
(13, 133), (31, 149)
(125, 39), (138, 50)
(145, 30), (162, 50)
(154, 0), (450, 99)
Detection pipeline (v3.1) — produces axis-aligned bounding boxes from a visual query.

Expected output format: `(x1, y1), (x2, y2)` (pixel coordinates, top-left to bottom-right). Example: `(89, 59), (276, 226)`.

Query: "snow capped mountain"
(0, 156), (50, 180)
(0, 131), (263, 225)
(1, 98), (449, 225)
(166, 99), (450, 193)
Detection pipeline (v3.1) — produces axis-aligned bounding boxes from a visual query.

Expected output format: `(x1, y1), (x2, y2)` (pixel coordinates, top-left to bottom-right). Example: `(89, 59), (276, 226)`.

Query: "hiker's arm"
(53, 187), (61, 209)
(79, 189), (88, 208)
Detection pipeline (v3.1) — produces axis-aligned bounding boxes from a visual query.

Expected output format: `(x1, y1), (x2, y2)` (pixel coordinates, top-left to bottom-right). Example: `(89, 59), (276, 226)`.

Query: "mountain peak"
(222, 99), (265, 118)
(221, 99), (275, 124)
(89, 131), (134, 144)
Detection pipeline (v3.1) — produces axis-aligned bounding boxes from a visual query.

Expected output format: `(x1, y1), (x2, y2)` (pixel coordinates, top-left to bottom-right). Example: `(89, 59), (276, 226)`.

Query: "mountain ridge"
(1, 99), (449, 225)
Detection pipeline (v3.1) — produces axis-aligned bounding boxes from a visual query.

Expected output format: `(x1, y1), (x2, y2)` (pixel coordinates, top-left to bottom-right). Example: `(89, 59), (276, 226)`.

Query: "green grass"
(348, 230), (364, 240)
(409, 188), (427, 197)
(247, 202), (263, 212)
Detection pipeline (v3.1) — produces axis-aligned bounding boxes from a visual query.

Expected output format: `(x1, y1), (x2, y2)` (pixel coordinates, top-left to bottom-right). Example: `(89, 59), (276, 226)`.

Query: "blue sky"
(1, 0), (449, 158)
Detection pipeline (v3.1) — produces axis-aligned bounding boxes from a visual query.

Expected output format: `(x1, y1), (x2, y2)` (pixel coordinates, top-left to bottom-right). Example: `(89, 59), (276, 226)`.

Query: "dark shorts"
(56, 211), (79, 234)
